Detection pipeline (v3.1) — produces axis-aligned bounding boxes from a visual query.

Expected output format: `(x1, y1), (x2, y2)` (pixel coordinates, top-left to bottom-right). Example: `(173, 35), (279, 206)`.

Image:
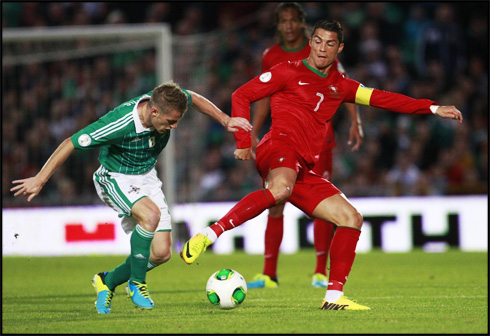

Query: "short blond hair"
(149, 81), (188, 115)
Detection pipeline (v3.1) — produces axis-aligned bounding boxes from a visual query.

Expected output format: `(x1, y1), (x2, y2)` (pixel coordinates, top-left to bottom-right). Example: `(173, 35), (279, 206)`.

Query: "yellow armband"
(355, 85), (374, 106)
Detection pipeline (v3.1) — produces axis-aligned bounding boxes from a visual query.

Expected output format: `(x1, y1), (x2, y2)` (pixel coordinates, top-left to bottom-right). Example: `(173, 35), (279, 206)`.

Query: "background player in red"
(248, 2), (363, 289)
(182, 19), (462, 310)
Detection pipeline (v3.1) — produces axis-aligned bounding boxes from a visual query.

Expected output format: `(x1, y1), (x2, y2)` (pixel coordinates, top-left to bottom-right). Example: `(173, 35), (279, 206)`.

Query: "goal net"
(3, 24), (221, 208)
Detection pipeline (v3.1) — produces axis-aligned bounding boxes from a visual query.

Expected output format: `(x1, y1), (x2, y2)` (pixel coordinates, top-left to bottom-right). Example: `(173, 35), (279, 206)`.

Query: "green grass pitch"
(2, 249), (487, 334)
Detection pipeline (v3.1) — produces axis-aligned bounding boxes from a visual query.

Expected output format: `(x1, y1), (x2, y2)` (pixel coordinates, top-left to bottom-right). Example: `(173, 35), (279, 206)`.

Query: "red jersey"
(233, 59), (436, 168)
(261, 41), (345, 151)
(261, 41), (311, 73)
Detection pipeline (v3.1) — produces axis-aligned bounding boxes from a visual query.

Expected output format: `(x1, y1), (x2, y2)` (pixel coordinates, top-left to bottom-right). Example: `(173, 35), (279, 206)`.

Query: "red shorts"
(255, 137), (341, 217)
(312, 147), (333, 179)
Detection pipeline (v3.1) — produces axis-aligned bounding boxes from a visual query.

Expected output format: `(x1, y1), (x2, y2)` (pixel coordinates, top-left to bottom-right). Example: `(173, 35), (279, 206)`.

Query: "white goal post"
(3, 24), (177, 207)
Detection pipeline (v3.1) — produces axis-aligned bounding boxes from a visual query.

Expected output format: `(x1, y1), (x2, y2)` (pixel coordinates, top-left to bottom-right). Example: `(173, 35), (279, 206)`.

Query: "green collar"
(302, 59), (327, 78)
(280, 39), (308, 52)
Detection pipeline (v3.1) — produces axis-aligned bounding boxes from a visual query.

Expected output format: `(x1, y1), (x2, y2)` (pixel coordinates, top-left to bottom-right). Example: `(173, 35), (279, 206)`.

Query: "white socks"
(200, 227), (217, 243)
(325, 290), (343, 303)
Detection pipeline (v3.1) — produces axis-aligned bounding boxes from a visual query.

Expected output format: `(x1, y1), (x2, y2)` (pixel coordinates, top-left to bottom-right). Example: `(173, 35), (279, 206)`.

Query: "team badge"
(260, 72), (272, 83)
(328, 85), (341, 98)
(78, 134), (92, 147)
(337, 62), (345, 74)
(128, 185), (141, 194)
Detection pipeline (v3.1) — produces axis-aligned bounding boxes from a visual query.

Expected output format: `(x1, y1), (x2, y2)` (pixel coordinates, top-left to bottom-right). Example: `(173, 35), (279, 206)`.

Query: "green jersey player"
(11, 81), (252, 314)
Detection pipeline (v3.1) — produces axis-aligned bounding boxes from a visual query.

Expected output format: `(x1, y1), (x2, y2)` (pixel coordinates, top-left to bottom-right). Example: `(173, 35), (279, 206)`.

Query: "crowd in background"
(2, 2), (488, 207)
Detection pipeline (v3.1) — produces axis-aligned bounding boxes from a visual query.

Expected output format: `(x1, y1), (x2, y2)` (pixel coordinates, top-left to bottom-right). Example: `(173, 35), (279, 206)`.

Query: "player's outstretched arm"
(10, 138), (75, 202)
(346, 78), (463, 123)
(433, 106), (463, 123)
(187, 90), (252, 133)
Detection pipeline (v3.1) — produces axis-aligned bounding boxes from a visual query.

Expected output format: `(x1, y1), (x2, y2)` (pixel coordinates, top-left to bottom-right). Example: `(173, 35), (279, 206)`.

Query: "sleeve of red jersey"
(232, 63), (289, 149)
(343, 78), (437, 114)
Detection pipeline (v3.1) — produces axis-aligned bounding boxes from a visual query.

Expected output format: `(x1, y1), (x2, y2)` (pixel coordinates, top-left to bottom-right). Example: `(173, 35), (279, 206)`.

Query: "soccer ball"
(206, 269), (247, 309)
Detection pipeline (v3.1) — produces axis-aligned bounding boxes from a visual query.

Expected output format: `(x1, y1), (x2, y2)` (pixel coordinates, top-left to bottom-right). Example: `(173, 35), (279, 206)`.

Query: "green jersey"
(71, 90), (191, 175)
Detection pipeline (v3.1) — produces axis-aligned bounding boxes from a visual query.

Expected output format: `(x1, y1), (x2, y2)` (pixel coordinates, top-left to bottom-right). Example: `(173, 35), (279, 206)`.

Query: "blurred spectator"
(358, 20), (388, 86)
(106, 9), (126, 25)
(364, 2), (403, 46)
(21, 2), (47, 27)
(302, 2), (326, 24)
(416, 3), (466, 85)
(402, 4), (431, 69)
(198, 146), (227, 199)
(145, 3), (171, 24)
(340, 2), (365, 31)
(175, 5), (205, 35)
(46, 3), (66, 26)
(2, 2), (23, 28)
(386, 150), (422, 196)
(383, 46), (411, 94)
(466, 13), (488, 61)
(467, 56), (488, 97)
(82, 2), (110, 25)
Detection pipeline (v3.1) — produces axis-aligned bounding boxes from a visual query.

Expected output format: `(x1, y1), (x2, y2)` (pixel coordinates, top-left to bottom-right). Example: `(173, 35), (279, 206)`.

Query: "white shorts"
(93, 165), (171, 234)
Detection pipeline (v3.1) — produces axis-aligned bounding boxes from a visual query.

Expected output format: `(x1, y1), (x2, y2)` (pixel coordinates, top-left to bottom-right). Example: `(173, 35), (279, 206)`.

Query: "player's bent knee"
(336, 209), (363, 230)
(343, 211), (363, 230)
(140, 217), (160, 232)
(141, 209), (161, 232)
(133, 199), (162, 232)
(269, 186), (293, 204)
(353, 211), (363, 230)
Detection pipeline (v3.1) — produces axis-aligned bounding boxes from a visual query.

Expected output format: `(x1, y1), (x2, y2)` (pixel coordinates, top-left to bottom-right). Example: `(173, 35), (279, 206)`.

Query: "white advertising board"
(2, 196), (487, 256)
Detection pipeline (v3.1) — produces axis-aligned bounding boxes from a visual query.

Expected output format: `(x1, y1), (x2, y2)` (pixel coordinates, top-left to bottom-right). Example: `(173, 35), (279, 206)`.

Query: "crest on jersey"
(78, 134), (92, 147)
(128, 185), (141, 194)
(260, 72), (272, 83)
(328, 85), (341, 98)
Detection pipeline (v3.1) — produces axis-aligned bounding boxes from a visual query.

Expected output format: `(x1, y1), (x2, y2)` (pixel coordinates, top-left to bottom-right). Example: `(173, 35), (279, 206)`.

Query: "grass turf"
(2, 249), (487, 334)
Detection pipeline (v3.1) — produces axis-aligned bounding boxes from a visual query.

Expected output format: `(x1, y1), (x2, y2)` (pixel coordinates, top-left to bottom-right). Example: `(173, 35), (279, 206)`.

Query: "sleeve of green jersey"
(71, 110), (131, 150)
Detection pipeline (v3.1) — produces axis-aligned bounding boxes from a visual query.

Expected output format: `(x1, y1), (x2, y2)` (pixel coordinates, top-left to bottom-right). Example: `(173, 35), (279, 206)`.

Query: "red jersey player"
(248, 2), (363, 289)
(181, 19), (462, 310)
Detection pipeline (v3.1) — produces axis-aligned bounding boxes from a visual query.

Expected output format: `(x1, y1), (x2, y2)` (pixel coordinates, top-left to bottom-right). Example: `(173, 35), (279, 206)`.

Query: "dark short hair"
(310, 19), (344, 44)
(150, 81), (188, 115)
(275, 2), (306, 24)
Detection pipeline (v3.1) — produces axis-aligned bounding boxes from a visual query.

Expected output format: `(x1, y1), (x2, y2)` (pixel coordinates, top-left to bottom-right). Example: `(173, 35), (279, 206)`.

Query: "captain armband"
(354, 85), (374, 106)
